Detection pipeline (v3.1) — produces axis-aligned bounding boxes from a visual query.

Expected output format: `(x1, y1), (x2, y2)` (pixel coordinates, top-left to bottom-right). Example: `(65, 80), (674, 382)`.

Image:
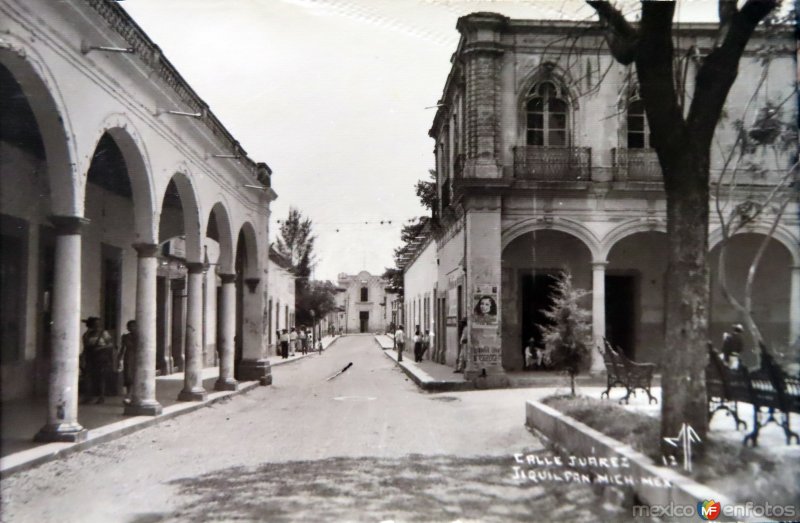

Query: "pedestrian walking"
(299, 327), (308, 355)
(413, 327), (423, 362)
(455, 318), (468, 373)
(118, 320), (138, 404)
(421, 330), (431, 361)
(394, 325), (405, 362)
(289, 327), (298, 356)
(81, 317), (114, 404)
(280, 329), (289, 359)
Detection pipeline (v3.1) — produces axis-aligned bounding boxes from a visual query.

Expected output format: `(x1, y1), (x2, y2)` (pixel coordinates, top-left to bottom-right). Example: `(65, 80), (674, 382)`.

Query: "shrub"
(538, 271), (593, 396)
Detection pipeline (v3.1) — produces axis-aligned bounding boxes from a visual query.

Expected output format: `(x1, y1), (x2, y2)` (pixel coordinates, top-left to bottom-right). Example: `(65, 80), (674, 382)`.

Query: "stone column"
(215, 273), (238, 391)
(790, 264), (800, 345)
(178, 263), (207, 401)
(35, 216), (88, 442)
(591, 261), (608, 373)
(464, 198), (508, 388)
(125, 243), (163, 416)
(238, 276), (272, 385)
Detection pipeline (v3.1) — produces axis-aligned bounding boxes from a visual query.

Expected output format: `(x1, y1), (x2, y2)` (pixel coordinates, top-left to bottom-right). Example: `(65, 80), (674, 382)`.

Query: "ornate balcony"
(513, 146), (591, 181)
(612, 148), (662, 182)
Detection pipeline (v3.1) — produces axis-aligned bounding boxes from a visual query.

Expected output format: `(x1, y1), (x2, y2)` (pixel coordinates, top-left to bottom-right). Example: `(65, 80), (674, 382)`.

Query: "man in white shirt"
(289, 327), (298, 356)
(394, 325), (405, 362)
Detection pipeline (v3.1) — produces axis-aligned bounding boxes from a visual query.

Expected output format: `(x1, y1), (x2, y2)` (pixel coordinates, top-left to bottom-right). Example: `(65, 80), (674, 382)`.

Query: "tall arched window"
(627, 98), (652, 149)
(525, 81), (568, 147)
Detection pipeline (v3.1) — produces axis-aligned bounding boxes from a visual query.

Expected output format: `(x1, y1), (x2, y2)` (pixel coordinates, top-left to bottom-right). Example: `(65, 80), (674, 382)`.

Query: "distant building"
(336, 271), (392, 333)
(266, 245), (296, 355)
(403, 12), (799, 384)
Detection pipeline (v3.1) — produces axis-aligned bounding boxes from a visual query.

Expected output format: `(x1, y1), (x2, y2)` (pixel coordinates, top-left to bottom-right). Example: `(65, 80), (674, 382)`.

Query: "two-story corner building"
(0, 0), (277, 442)
(411, 12), (799, 384)
(336, 271), (392, 334)
(266, 245), (296, 355)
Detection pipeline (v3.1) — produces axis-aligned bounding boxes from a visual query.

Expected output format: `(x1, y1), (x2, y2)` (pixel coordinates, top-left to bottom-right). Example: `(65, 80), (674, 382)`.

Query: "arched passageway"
(500, 229), (593, 371)
(157, 173), (206, 402)
(710, 233), (794, 362)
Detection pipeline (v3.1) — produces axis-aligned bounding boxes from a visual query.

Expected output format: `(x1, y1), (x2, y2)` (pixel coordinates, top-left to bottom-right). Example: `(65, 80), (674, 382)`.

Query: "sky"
(121, 0), (728, 282)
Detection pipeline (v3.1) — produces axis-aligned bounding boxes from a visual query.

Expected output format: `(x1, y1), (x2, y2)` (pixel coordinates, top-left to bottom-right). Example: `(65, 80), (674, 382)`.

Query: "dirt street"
(1, 336), (621, 522)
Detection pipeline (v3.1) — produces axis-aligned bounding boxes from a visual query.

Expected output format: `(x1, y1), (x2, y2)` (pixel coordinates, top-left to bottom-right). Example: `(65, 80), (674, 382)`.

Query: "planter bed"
(526, 395), (799, 520)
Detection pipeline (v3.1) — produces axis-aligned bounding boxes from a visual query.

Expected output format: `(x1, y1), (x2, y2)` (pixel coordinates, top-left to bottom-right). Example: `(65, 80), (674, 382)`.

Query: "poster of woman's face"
(472, 295), (498, 326)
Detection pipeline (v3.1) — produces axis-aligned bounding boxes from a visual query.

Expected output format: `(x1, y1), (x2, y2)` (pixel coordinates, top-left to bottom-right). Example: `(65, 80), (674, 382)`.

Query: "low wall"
(525, 400), (770, 523)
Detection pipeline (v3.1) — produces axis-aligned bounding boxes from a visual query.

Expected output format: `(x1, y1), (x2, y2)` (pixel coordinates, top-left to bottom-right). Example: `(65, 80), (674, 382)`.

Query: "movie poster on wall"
(472, 284), (498, 328)
(470, 330), (502, 368)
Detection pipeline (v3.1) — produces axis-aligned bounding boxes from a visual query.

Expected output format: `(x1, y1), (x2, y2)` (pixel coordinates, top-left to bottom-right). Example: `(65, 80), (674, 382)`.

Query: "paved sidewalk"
(374, 335), (474, 392)
(0, 335), (341, 475)
(373, 335), (630, 392)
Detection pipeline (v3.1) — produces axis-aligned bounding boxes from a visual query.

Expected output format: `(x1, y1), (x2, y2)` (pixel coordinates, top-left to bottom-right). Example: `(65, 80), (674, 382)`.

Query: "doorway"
(520, 271), (560, 361)
(605, 274), (638, 359)
(359, 311), (369, 333)
(100, 244), (123, 336)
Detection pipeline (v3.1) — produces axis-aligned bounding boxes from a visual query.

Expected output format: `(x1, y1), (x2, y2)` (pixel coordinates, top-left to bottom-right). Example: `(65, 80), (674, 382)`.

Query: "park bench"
(743, 345), (799, 446)
(599, 340), (658, 405)
(706, 343), (749, 430)
(706, 342), (799, 446)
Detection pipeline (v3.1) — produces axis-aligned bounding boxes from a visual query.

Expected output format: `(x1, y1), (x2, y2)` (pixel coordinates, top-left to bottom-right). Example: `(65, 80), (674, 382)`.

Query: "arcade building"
(1, 0), (277, 442)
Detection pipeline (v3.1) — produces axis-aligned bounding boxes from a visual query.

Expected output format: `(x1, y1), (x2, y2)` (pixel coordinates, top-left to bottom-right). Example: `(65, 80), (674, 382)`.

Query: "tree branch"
(586, 1), (640, 64)
(718, 0), (738, 27)
(632, 1), (694, 189)
(687, 0), (777, 150)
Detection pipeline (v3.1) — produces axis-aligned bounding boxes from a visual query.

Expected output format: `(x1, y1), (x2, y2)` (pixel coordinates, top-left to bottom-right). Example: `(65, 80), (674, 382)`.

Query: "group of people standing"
(277, 326), (321, 359)
(80, 317), (137, 405)
(392, 325), (432, 363)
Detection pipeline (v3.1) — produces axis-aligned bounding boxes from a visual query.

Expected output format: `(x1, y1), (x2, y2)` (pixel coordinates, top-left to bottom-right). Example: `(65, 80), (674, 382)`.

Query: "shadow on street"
(134, 450), (619, 522)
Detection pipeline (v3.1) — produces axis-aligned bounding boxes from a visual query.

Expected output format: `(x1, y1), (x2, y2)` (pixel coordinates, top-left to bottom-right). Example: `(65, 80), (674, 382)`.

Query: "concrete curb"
(0, 380), (264, 477)
(525, 399), (770, 523)
(373, 337), (474, 393)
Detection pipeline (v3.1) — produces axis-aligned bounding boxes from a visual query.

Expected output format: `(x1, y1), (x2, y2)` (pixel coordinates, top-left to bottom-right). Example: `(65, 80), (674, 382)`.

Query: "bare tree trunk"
(662, 174), (710, 447)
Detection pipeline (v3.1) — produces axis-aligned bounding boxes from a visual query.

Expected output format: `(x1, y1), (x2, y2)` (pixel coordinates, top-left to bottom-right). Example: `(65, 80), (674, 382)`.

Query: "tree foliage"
(276, 207), (332, 325)
(538, 272), (593, 396)
(276, 207), (316, 282)
(415, 170), (438, 213)
(295, 280), (338, 327)
(382, 267), (404, 297)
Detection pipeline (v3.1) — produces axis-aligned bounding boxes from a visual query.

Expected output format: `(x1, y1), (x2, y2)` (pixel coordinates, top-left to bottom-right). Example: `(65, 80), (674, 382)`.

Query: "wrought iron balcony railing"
(612, 148), (662, 182)
(513, 146), (591, 181)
